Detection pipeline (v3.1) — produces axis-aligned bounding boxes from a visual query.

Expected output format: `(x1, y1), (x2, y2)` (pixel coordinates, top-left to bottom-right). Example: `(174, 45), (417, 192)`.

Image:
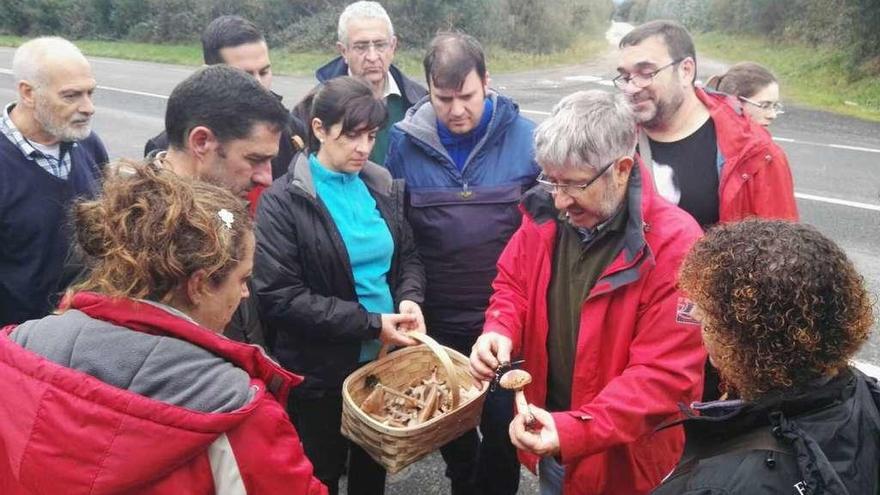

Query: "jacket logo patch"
(676, 297), (700, 326)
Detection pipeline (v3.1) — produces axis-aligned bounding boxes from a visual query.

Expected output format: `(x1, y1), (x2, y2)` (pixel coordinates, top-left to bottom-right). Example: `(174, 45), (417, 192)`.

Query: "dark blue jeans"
(433, 332), (521, 495)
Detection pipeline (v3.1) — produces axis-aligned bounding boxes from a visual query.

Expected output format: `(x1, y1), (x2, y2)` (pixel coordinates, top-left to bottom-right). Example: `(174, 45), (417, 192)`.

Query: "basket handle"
(378, 332), (461, 409)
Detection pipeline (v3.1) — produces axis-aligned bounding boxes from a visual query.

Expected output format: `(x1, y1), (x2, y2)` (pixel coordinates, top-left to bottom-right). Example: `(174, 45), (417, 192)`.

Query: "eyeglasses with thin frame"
(738, 96), (784, 114)
(349, 39), (391, 55)
(536, 159), (617, 196)
(612, 58), (684, 90)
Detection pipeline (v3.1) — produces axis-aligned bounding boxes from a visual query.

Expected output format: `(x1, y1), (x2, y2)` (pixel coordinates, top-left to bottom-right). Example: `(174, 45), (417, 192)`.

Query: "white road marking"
(853, 360), (880, 379)
(564, 75), (602, 83)
(0, 68), (169, 99)
(795, 192), (880, 211)
(775, 136), (880, 154)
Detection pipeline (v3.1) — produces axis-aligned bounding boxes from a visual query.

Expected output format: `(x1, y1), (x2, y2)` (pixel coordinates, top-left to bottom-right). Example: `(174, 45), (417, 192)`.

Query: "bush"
(0, 0), (613, 54)
(616, 0), (879, 77)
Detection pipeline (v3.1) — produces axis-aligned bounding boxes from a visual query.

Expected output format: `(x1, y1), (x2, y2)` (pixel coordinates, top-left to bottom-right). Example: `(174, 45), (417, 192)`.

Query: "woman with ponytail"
(706, 62), (783, 127)
(0, 162), (326, 495)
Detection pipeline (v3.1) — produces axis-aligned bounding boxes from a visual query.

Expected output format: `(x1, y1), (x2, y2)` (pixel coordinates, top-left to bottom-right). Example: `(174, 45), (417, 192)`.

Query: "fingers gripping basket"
(341, 333), (489, 473)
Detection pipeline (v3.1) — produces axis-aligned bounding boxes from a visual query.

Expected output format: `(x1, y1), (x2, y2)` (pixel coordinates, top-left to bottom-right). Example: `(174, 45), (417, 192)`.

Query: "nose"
(364, 44), (380, 60)
(80, 94), (95, 115)
(450, 98), (466, 116)
(553, 190), (573, 210)
(355, 134), (372, 154)
(252, 161), (272, 187)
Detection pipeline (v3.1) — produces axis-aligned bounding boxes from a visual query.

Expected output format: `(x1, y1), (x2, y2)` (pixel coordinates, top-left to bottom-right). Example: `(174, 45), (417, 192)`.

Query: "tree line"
(617, 0), (880, 77)
(0, 0), (613, 54)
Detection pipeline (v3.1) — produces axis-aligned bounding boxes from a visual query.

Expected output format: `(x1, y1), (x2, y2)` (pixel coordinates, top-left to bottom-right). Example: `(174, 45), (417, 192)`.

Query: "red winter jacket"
(0, 292), (327, 495)
(483, 163), (706, 494)
(698, 87), (798, 222)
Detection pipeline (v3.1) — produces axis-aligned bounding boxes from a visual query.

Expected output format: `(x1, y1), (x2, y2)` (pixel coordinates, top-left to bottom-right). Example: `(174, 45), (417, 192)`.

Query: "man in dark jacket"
(292, 1), (426, 165)
(0, 37), (107, 326)
(144, 15), (304, 180)
(384, 33), (539, 495)
(153, 65), (288, 347)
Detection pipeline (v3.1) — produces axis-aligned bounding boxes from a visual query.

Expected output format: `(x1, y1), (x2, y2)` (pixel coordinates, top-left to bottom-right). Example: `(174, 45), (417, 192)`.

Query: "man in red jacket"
(615, 20), (797, 227)
(470, 90), (706, 494)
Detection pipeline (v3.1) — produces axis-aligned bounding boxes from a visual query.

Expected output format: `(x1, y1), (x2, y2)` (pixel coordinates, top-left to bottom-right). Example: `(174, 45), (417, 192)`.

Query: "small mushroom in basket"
(361, 385), (385, 415)
(418, 383), (440, 423)
(499, 369), (535, 426)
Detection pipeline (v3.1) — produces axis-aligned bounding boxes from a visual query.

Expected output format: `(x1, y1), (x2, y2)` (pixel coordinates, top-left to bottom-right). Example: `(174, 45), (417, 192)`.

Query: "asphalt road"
(1, 24), (878, 492)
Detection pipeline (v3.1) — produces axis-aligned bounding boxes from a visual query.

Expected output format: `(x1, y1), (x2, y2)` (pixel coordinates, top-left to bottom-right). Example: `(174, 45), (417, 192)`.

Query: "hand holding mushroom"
(508, 403), (560, 457)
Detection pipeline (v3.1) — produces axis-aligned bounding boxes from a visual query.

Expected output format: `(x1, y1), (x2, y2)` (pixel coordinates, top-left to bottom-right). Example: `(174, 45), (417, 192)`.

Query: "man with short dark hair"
(158, 65), (288, 198)
(145, 15), (302, 180)
(384, 32), (539, 495)
(153, 64), (287, 348)
(0, 37), (107, 326)
(470, 90), (705, 495)
(294, 1), (425, 165)
(616, 20), (798, 401)
(616, 20), (797, 227)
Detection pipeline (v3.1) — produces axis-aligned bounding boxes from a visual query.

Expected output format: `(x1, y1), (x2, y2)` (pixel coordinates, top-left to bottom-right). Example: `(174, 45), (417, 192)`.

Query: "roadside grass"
(695, 32), (880, 123)
(0, 34), (605, 76)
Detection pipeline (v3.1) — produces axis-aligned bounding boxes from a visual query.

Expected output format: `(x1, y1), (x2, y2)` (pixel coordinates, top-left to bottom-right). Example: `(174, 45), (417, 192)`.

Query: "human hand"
(379, 313), (419, 346)
(509, 404), (560, 457)
(469, 332), (512, 381)
(397, 300), (426, 334)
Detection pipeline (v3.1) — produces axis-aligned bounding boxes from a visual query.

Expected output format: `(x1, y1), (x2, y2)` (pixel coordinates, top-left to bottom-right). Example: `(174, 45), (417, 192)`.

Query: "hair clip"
(218, 209), (234, 229)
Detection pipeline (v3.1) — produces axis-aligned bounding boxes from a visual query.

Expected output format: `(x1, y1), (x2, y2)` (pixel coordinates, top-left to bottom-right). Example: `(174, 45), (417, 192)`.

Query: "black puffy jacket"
(652, 367), (880, 495)
(253, 153), (424, 397)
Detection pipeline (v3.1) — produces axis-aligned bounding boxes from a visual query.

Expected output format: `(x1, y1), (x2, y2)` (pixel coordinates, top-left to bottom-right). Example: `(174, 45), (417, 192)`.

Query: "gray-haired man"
(0, 37), (107, 326)
(470, 90), (706, 494)
(293, 1), (425, 164)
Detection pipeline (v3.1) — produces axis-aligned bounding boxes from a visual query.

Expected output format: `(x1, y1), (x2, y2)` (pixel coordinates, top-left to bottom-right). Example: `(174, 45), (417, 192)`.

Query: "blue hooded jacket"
(385, 92), (539, 338)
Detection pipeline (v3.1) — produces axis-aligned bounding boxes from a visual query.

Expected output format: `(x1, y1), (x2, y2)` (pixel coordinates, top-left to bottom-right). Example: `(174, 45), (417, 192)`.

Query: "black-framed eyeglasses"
(536, 159), (617, 196)
(738, 96), (785, 114)
(350, 39), (391, 55)
(612, 58), (684, 89)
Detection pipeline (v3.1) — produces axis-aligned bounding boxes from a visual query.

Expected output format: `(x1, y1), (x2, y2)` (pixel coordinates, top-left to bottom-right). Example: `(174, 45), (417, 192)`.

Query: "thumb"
(494, 337), (512, 364)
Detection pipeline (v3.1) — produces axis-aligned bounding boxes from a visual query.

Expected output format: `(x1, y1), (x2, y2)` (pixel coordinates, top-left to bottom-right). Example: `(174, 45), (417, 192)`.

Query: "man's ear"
(680, 57), (697, 86)
(185, 269), (210, 308)
(614, 156), (635, 186)
(336, 41), (348, 64)
(187, 126), (218, 160)
(17, 80), (37, 108)
(389, 35), (398, 54)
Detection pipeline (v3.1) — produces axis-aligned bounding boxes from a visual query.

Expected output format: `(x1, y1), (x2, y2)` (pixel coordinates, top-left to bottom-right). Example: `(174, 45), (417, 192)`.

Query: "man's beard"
(34, 97), (91, 142)
(634, 88), (685, 130)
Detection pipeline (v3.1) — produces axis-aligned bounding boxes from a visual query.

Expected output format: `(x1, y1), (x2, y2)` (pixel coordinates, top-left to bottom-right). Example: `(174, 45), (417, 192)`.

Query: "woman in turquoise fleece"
(253, 76), (426, 495)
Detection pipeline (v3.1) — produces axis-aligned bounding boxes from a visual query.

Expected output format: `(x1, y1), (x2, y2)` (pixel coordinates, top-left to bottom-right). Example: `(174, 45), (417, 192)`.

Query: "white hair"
(12, 36), (86, 88)
(534, 90), (638, 172)
(337, 1), (394, 45)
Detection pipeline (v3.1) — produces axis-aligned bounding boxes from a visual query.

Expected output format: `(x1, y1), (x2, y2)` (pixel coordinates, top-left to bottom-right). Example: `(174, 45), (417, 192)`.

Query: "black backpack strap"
(678, 425), (794, 472)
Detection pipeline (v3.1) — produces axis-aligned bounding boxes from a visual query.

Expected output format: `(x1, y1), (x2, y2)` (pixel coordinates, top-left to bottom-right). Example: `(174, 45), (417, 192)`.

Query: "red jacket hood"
(0, 293), (304, 493)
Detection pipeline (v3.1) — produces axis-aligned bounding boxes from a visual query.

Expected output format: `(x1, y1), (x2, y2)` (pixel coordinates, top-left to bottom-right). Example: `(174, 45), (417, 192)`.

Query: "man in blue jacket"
(293, 1), (425, 165)
(384, 32), (540, 495)
(0, 37), (107, 327)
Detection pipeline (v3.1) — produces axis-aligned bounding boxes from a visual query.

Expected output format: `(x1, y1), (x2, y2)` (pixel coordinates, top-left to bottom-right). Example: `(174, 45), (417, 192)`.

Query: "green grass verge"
(0, 34), (605, 77)
(695, 32), (880, 123)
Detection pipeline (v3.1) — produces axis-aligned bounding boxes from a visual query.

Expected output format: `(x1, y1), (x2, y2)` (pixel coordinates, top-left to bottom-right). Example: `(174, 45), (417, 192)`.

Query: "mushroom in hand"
(499, 369), (535, 426)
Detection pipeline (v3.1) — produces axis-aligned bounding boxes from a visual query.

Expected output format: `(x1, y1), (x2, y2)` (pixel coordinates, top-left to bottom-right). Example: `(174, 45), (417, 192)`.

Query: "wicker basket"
(341, 332), (489, 473)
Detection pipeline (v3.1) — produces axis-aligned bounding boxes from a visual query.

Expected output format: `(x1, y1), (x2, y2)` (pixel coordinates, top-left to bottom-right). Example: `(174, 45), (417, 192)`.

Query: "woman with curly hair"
(0, 163), (326, 495)
(652, 219), (878, 494)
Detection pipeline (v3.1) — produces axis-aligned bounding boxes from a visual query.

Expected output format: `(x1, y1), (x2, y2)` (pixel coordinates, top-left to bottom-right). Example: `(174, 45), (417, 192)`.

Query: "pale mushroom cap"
(499, 369), (532, 390)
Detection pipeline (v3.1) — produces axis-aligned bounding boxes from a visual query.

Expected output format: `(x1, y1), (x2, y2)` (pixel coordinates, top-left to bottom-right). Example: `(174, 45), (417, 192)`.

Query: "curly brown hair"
(69, 160), (252, 304)
(679, 220), (874, 400)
